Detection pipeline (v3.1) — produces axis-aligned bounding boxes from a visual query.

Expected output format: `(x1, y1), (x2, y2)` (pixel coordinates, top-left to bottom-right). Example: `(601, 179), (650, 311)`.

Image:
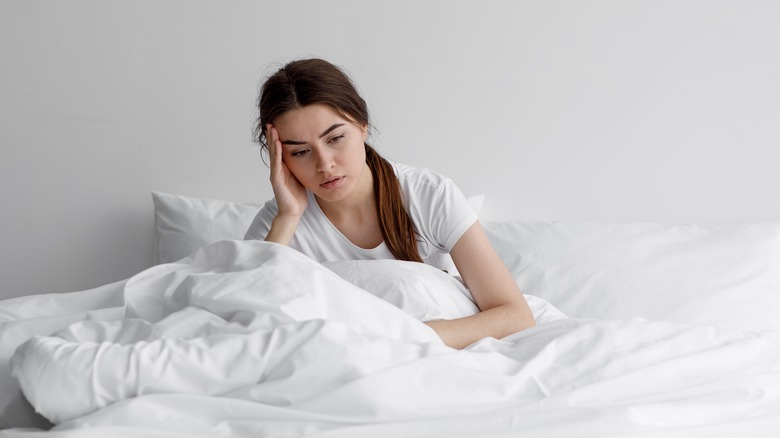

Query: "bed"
(1, 192), (778, 437)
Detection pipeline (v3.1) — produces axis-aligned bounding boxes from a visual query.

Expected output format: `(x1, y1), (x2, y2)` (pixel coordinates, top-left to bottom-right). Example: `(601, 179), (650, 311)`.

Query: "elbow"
(514, 306), (536, 332)
(523, 314), (536, 330)
(496, 302), (536, 337)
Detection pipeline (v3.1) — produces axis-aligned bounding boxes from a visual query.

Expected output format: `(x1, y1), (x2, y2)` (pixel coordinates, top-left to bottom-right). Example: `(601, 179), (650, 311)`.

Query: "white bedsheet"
(2, 240), (780, 437)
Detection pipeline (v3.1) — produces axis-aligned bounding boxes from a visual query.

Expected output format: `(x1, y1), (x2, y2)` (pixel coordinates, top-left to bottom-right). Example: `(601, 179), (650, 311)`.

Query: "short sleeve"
(243, 199), (278, 240)
(427, 178), (479, 251)
(399, 165), (478, 254)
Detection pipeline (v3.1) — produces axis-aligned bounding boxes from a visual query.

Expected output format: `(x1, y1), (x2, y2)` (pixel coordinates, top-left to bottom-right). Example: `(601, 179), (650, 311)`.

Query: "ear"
(361, 124), (369, 142)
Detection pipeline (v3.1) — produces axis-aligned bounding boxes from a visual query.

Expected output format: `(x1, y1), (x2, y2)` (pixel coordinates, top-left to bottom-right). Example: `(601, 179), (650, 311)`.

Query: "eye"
(291, 149), (310, 157)
(328, 134), (345, 144)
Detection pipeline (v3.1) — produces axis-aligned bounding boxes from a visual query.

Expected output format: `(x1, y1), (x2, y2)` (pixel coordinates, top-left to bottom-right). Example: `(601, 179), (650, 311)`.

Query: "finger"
(266, 123), (275, 160)
(267, 125), (285, 175)
(271, 127), (283, 166)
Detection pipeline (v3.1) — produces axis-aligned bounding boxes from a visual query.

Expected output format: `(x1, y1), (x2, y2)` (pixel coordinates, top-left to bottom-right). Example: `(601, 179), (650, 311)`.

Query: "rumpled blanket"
(6, 240), (780, 437)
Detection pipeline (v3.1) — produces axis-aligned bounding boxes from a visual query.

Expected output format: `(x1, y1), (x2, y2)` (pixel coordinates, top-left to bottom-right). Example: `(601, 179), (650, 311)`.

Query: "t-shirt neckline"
(307, 190), (387, 253)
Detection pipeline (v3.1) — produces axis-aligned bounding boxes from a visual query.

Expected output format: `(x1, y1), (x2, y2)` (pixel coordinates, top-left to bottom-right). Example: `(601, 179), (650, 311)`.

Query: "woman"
(245, 58), (535, 349)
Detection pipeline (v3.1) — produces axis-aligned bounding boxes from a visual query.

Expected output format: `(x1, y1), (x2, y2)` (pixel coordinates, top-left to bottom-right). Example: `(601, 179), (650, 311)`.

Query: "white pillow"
(151, 192), (261, 264)
(323, 259), (566, 325)
(323, 259), (478, 322)
(152, 192), (485, 265)
(484, 221), (780, 334)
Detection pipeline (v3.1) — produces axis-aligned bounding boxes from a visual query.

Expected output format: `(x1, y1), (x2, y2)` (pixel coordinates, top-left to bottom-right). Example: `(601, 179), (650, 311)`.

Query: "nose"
(315, 147), (335, 172)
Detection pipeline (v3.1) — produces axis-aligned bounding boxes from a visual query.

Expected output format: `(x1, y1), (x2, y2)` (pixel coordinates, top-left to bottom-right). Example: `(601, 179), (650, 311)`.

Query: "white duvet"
(3, 240), (780, 437)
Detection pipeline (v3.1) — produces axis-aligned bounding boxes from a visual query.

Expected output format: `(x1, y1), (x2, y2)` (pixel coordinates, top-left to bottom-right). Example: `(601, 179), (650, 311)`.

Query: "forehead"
(274, 104), (349, 135)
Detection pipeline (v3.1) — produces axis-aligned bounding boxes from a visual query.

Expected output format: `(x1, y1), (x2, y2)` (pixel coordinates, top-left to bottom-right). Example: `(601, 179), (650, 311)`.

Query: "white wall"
(1, 0), (779, 300)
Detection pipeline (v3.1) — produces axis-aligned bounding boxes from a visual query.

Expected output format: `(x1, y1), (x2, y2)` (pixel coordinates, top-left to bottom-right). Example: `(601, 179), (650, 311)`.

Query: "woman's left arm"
(425, 221), (536, 349)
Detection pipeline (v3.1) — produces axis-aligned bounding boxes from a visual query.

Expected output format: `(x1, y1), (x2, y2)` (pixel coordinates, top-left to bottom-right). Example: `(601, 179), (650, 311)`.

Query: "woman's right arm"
(264, 124), (308, 245)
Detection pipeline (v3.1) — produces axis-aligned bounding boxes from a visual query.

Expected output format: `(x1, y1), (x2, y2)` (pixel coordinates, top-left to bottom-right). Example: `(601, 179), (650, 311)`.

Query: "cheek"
(283, 159), (309, 182)
(348, 141), (367, 165)
(357, 148), (368, 167)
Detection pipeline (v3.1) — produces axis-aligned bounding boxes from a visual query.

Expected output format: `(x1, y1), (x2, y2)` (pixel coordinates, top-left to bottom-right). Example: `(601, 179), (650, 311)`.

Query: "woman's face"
(272, 104), (370, 204)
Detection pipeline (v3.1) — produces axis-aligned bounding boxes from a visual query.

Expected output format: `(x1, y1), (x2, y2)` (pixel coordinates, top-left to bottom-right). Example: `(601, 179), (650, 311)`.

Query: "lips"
(320, 176), (344, 190)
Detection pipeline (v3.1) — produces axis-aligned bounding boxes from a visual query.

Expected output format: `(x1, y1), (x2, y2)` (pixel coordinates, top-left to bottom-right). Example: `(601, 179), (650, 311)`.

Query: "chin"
(312, 188), (343, 203)
(316, 183), (359, 204)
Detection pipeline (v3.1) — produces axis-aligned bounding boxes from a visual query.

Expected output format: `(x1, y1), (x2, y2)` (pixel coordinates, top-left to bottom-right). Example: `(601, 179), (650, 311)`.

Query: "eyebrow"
(281, 123), (345, 146)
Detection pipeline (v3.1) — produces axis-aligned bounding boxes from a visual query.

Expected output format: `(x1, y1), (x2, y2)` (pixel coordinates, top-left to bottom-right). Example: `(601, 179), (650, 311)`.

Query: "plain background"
(1, 0), (779, 300)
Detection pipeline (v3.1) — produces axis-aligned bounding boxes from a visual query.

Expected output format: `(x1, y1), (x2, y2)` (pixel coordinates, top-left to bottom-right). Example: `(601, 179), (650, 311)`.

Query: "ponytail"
(365, 145), (423, 263)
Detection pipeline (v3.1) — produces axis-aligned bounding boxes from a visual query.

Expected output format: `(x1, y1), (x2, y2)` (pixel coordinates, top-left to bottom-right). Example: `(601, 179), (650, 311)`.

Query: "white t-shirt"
(243, 162), (478, 272)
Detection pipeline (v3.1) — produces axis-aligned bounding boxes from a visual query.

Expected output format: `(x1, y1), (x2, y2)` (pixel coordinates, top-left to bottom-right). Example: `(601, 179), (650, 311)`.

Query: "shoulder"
(389, 161), (470, 216)
(391, 162), (453, 196)
(243, 198), (279, 240)
(257, 197), (280, 217)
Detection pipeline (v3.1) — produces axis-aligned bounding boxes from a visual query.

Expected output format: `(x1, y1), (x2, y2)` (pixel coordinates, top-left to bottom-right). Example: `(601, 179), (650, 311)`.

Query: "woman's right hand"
(267, 124), (308, 219)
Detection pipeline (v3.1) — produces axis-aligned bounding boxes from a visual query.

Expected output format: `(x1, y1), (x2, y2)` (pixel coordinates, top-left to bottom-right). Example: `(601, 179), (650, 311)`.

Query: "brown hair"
(255, 58), (422, 263)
